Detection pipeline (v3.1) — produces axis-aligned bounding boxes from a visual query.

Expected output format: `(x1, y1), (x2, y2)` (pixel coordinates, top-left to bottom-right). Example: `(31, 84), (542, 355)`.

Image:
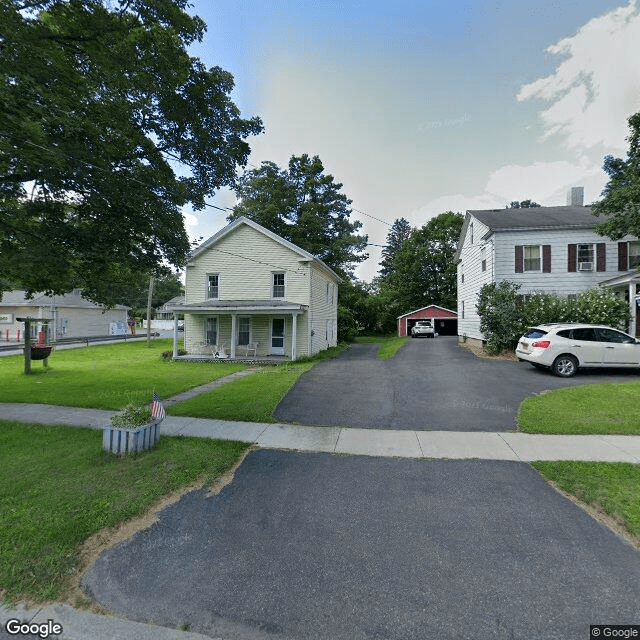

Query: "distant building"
(0, 289), (129, 342)
(455, 190), (640, 344)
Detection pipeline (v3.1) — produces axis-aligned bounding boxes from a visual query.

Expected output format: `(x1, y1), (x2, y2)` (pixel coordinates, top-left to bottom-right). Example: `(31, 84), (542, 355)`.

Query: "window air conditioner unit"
(578, 262), (593, 271)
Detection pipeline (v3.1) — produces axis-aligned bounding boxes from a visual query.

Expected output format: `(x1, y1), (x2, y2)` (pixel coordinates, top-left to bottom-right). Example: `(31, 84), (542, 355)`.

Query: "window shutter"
(515, 246), (523, 273)
(567, 244), (577, 272)
(618, 242), (628, 271)
(596, 243), (606, 272)
(542, 245), (551, 273)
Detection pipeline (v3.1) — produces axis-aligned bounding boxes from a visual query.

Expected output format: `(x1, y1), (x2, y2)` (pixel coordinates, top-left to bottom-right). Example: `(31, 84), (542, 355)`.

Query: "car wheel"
(552, 355), (578, 377)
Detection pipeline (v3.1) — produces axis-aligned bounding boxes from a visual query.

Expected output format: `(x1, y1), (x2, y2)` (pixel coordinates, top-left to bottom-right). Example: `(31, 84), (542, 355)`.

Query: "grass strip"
(0, 339), (247, 410)
(0, 420), (248, 603)
(533, 461), (640, 538)
(354, 335), (409, 360)
(168, 363), (314, 422)
(168, 344), (348, 422)
(518, 381), (640, 434)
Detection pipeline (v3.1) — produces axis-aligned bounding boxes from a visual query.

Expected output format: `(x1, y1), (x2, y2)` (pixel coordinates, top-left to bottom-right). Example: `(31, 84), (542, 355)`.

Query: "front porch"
(598, 273), (640, 336)
(167, 300), (309, 361)
(172, 354), (291, 365)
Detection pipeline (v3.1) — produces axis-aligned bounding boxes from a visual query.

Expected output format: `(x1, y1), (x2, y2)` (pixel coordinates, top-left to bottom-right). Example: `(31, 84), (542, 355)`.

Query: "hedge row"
(476, 282), (631, 353)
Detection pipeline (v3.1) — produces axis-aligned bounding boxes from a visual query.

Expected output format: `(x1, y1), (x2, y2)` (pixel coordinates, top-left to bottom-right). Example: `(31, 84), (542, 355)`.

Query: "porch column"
(173, 313), (179, 358)
(629, 283), (637, 337)
(230, 313), (237, 359)
(291, 312), (298, 361)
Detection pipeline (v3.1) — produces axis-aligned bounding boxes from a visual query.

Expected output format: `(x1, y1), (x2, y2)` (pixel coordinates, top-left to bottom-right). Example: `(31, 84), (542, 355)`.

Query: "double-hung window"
(207, 274), (219, 299)
(206, 317), (218, 345)
(238, 317), (250, 346)
(523, 245), (541, 271)
(629, 242), (640, 269)
(272, 272), (285, 298)
(577, 244), (594, 270)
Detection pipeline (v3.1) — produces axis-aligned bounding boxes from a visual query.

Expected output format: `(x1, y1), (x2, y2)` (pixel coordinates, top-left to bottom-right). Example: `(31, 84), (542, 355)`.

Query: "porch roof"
(598, 271), (640, 288)
(169, 299), (308, 314)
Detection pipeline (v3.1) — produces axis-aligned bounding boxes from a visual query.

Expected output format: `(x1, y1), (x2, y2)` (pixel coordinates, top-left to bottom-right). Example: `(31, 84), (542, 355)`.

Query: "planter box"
(102, 419), (162, 455)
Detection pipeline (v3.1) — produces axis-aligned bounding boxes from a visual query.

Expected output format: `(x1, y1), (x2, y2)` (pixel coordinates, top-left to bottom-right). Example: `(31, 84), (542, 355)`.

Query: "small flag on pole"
(151, 391), (166, 420)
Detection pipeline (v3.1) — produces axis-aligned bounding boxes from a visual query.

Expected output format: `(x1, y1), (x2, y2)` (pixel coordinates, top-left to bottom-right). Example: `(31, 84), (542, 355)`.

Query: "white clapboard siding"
(185, 224), (310, 305)
(457, 218), (493, 340)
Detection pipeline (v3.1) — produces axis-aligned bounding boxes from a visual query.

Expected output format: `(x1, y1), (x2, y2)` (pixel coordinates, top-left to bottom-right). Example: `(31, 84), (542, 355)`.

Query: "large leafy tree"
(506, 199), (541, 209)
(0, 0), (262, 305)
(230, 154), (368, 278)
(383, 211), (463, 312)
(593, 112), (640, 239)
(378, 217), (412, 280)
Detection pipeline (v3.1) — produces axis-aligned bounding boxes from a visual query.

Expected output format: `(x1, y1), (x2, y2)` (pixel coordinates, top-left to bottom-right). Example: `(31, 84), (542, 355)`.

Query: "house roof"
(397, 304), (458, 320)
(157, 295), (185, 310)
(468, 205), (597, 232)
(454, 205), (598, 262)
(170, 299), (309, 314)
(0, 290), (128, 310)
(187, 216), (342, 283)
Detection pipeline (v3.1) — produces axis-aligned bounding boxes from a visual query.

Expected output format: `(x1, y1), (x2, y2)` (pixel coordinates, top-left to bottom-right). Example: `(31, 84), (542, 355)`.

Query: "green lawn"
(518, 381), (640, 434)
(533, 461), (640, 538)
(168, 363), (314, 422)
(355, 335), (409, 360)
(0, 420), (248, 602)
(0, 340), (248, 410)
(168, 344), (348, 422)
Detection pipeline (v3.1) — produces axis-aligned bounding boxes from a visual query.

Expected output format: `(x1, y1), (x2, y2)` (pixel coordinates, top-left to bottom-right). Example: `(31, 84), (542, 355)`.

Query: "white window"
(326, 281), (330, 304)
(205, 317), (217, 344)
(577, 244), (594, 270)
(272, 272), (285, 298)
(207, 274), (219, 299)
(461, 301), (465, 319)
(481, 246), (486, 272)
(629, 242), (640, 269)
(523, 245), (541, 272)
(237, 317), (251, 346)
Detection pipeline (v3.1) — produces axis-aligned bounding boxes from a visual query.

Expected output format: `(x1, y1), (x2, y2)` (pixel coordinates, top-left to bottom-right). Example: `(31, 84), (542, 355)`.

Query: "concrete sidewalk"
(2, 402), (640, 462)
(2, 402), (640, 640)
(0, 602), (215, 640)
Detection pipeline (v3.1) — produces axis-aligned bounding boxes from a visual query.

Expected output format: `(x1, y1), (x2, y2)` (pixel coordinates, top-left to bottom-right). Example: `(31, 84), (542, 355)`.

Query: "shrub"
(162, 349), (187, 360)
(476, 282), (631, 352)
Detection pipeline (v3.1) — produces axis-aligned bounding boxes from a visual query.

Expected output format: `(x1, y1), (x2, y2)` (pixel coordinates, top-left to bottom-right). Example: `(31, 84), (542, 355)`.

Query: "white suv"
(411, 320), (435, 338)
(516, 323), (640, 377)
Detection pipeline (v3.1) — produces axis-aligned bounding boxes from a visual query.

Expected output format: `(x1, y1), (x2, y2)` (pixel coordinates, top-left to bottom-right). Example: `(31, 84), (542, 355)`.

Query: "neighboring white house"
(168, 216), (340, 360)
(0, 289), (129, 342)
(455, 193), (640, 344)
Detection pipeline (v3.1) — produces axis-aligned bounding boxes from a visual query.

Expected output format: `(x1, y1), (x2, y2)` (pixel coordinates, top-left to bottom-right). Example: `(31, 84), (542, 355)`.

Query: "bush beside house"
(477, 282), (631, 353)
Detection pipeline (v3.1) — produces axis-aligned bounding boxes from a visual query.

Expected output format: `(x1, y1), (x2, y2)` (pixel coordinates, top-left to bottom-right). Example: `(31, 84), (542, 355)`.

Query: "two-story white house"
(168, 216), (340, 360)
(455, 193), (640, 345)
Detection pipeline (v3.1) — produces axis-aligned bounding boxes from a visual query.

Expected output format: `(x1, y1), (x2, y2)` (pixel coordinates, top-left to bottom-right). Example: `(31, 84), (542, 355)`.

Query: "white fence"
(140, 319), (176, 330)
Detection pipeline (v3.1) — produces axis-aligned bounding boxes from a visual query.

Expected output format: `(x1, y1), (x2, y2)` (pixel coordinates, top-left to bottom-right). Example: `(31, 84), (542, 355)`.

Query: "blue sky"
(184, 0), (640, 281)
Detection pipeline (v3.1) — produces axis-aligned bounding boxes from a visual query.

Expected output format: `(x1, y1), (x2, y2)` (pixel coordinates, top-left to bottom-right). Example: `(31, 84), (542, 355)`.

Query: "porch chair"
(236, 341), (258, 357)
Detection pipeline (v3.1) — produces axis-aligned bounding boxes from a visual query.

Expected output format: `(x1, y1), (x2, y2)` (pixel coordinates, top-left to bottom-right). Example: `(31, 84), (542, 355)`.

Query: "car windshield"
(523, 329), (547, 339)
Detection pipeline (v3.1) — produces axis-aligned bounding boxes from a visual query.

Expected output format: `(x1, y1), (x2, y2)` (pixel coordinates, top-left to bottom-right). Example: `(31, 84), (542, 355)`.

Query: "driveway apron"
(275, 337), (640, 430)
(82, 450), (640, 640)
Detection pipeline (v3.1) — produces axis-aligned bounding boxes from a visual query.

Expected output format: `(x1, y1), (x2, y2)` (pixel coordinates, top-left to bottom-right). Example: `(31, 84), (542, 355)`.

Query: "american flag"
(151, 391), (165, 420)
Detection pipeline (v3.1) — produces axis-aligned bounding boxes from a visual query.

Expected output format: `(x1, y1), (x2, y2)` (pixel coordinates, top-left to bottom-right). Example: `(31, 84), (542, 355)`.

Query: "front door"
(270, 318), (285, 355)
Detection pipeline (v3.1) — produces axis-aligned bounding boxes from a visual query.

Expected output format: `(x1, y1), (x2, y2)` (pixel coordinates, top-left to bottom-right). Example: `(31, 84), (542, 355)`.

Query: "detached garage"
(398, 305), (458, 337)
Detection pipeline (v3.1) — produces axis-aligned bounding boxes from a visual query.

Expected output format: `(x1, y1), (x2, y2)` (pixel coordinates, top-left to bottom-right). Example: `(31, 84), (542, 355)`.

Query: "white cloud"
(518, 0), (640, 151)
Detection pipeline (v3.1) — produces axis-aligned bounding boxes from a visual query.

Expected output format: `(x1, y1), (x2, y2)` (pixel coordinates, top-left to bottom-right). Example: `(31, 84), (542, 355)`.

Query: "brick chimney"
(566, 186), (584, 206)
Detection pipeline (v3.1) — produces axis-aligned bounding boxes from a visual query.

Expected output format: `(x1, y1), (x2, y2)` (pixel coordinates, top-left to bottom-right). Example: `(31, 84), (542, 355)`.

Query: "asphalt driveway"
(275, 337), (640, 430)
(82, 450), (640, 640)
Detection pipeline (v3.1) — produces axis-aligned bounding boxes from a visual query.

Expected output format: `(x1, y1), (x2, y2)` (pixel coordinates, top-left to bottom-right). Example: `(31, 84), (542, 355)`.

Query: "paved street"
(275, 337), (640, 430)
(82, 450), (640, 640)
